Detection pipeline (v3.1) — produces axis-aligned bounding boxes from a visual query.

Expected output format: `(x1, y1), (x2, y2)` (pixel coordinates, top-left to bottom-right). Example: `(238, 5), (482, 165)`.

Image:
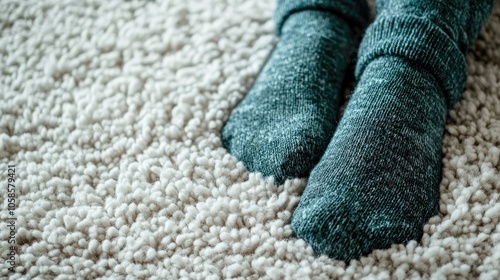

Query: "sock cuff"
(274, 0), (370, 36)
(355, 15), (468, 109)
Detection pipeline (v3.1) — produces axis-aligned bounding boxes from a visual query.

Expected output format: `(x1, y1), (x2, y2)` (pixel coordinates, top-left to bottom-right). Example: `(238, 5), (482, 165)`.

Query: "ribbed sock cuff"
(274, 0), (370, 36)
(355, 15), (468, 109)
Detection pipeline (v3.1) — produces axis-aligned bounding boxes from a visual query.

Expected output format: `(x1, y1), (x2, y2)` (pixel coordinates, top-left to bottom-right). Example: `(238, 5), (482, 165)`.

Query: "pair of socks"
(221, 0), (495, 261)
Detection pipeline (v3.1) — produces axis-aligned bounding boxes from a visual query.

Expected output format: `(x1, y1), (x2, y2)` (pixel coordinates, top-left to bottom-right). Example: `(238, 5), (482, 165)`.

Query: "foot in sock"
(221, 1), (369, 184)
(292, 56), (446, 262)
(291, 0), (495, 262)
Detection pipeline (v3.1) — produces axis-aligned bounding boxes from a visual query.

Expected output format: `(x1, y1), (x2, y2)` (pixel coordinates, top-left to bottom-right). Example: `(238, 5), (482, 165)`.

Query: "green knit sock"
(291, 0), (495, 262)
(221, 1), (369, 184)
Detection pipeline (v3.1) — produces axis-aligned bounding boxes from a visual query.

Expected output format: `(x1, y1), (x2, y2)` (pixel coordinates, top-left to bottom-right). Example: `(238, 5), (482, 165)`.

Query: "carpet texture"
(1, 0), (500, 279)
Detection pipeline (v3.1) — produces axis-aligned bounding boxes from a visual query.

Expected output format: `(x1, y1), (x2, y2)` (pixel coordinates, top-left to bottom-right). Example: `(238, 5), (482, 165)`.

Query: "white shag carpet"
(1, 0), (500, 279)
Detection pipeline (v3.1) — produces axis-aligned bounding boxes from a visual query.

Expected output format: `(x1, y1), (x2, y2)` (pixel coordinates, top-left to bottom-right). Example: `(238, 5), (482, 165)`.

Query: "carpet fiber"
(1, 0), (500, 278)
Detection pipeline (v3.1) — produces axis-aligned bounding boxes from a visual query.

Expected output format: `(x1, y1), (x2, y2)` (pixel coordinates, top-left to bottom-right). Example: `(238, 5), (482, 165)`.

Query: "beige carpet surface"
(1, 0), (500, 279)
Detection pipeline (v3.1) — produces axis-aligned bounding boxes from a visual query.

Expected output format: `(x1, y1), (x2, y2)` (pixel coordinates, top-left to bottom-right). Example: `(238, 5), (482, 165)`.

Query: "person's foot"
(221, 10), (359, 184)
(291, 56), (446, 262)
(290, 0), (495, 262)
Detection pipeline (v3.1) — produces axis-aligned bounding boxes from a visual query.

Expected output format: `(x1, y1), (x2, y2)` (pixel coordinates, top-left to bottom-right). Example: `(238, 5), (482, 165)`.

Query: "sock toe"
(222, 117), (331, 183)
(292, 193), (423, 262)
(220, 9), (358, 184)
(274, 132), (328, 182)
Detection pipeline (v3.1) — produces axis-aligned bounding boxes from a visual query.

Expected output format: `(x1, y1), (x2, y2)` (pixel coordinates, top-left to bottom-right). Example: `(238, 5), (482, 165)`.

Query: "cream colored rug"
(1, 0), (499, 279)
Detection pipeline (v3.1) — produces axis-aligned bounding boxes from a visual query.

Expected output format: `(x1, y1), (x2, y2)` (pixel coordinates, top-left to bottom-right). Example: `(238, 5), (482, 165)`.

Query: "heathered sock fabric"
(291, 0), (495, 262)
(221, 0), (369, 184)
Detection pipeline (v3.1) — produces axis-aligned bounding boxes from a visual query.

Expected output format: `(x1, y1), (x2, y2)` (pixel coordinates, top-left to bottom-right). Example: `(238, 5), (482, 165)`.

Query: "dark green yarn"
(291, 56), (446, 262)
(274, 0), (370, 35)
(222, 6), (366, 184)
(358, 0), (496, 108)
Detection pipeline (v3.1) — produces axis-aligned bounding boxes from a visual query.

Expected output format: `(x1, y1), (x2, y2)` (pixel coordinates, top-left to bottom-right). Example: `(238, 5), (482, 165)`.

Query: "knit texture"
(357, 0), (497, 108)
(1, 0), (500, 278)
(355, 15), (467, 108)
(292, 56), (446, 262)
(292, 0), (496, 262)
(222, 5), (367, 184)
(274, 0), (370, 35)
